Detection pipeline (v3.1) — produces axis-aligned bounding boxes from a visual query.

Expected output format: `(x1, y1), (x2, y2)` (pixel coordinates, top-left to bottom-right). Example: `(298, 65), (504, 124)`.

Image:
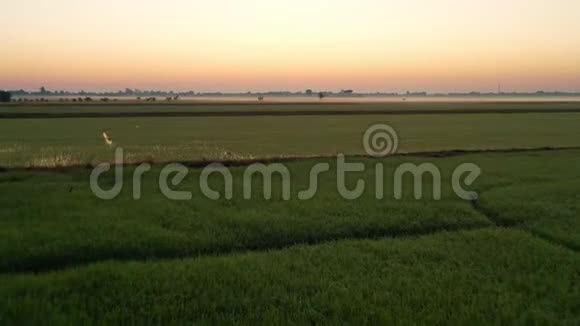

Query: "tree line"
(0, 90), (12, 102)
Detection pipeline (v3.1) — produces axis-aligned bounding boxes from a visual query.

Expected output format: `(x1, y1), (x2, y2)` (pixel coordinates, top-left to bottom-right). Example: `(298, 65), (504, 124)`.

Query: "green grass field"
(2, 229), (578, 324)
(0, 103), (579, 324)
(1, 112), (580, 167)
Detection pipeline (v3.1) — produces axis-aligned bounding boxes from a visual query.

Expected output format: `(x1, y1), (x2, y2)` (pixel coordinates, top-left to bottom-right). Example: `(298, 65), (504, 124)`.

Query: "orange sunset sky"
(1, 0), (580, 92)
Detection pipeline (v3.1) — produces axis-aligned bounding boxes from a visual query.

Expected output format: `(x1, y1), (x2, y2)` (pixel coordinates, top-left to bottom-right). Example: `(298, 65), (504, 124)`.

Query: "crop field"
(0, 102), (579, 324)
(1, 108), (580, 167)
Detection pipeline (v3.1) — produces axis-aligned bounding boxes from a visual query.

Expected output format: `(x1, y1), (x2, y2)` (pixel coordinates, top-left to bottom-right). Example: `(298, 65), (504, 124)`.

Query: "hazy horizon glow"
(2, 0), (580, 92)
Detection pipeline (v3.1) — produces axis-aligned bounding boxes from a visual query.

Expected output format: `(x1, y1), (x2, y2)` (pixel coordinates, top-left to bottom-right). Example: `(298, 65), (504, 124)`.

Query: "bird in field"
(102, 131), (113, 146)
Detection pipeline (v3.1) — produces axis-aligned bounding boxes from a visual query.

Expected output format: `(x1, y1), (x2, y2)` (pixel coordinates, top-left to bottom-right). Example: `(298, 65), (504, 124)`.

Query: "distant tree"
(318, 92), (325, 100)
(258, 96), (264, 102)
(166, 97), (172, 101)
(0, 91), (12, 102)
(305, 89), (313, 96)
(84, 97), (93, 102)
(40, 86), (47, 94)
(136, 97), (141, 101)
(173, 95), (179, 100)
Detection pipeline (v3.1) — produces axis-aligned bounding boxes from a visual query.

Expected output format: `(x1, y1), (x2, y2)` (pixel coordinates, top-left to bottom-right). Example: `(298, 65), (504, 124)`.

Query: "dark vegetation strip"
(4, 222), (492, 275)
(2, 146), (580, 173)
(2, 100), (580, 107)
(8, 193), (578, 275)
(2, 108), (580, 119)
(4, 189), (577, 275)
(10, 193), (579, 275)
(471, 197), (580, 253)
(470, 199), (520, 227)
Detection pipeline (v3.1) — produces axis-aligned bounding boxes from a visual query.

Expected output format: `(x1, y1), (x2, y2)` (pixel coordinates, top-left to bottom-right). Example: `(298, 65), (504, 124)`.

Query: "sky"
(1, 0), (580, 93)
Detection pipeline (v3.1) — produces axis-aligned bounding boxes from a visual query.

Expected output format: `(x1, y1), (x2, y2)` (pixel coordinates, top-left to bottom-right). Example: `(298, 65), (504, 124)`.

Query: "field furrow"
(1, 228), (578, 325)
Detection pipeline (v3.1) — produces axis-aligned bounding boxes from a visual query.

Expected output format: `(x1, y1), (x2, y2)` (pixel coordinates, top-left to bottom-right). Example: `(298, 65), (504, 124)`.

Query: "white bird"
(102, 131), (113, 146)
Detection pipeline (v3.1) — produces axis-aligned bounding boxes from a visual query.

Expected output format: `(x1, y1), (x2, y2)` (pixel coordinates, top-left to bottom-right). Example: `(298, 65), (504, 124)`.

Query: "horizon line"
(3, 89), (580, 96)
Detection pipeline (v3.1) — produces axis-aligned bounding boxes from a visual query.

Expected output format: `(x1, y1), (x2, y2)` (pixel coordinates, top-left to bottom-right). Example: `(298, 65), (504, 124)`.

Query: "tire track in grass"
(470, 199), (519, 227)
(3, 195), (575, 275)
(1, 221), (493, 276)
(470, 196), (579, 253)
